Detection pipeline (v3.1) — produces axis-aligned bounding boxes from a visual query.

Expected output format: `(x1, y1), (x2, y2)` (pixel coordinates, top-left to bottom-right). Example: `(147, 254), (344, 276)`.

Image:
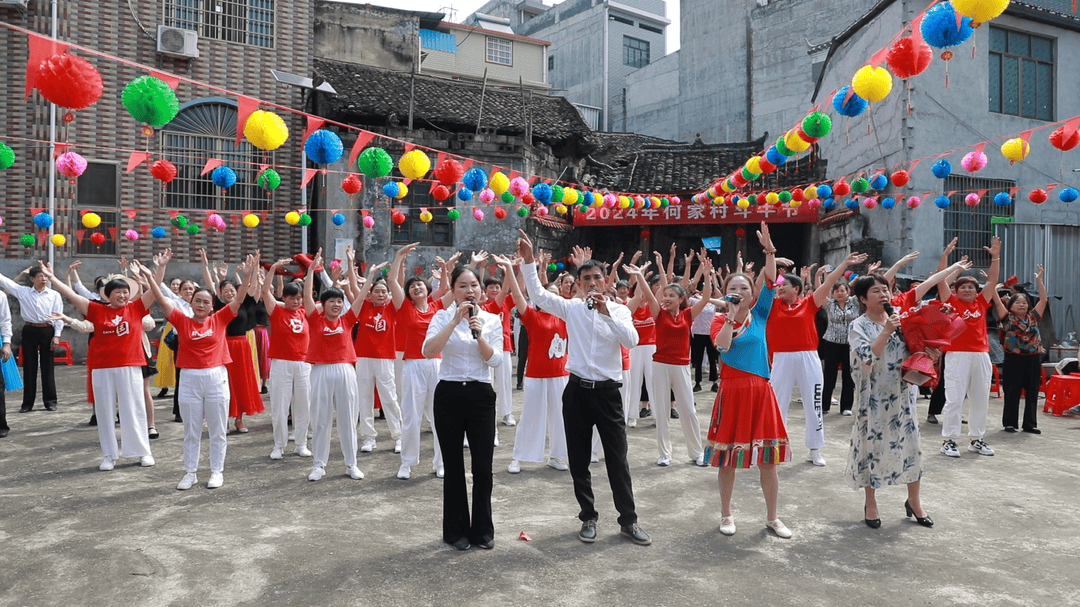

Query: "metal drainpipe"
(47, 0), (58, 266)
(603, 3), (609, 132)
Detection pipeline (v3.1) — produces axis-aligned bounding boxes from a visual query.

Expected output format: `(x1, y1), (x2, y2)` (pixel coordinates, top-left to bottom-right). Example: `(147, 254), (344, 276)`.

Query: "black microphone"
(466, 297), (479, 339)
(883, 303), (894, 316)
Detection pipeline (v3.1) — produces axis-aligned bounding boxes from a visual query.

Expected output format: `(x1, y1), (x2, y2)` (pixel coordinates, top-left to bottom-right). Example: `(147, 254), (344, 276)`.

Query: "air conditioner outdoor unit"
(157, 25), (199, 59)
(0, 0), (30, 9)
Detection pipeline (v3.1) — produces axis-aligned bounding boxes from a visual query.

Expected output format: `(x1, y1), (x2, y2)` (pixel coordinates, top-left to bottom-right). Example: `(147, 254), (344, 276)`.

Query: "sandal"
(148, 426), (159, 440)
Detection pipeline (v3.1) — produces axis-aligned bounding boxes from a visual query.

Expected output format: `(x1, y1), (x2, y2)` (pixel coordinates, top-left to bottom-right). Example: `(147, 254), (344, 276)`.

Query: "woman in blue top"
(706, 223), (792, 539)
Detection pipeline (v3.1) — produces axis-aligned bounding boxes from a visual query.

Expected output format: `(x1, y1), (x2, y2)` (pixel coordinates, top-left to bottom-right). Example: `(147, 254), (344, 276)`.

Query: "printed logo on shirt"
(548, 334), (567, 359)
(323, 325), (344, 336)
(288, 317), (304, 333)
(112, 315), (130, 337)
(190, 327), (214, 340)
(367, 313), (387, 332)
(960, 309), (983, 320)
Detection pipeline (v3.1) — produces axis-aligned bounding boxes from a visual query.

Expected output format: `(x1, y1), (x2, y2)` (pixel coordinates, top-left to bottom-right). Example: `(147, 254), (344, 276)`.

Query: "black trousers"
(173, 367), (182, 420)
(21, 325), (57, 409)
(434, 380), (496, 545)
(0, 362), (7, 432)
(1002, 353), (1041, 430)
(929, 355), (947, 416)
(516, 326), (529, 387)
(563, 379), (637, 526)
(690, 334), (718, 385)
(820, 340), (855, 412)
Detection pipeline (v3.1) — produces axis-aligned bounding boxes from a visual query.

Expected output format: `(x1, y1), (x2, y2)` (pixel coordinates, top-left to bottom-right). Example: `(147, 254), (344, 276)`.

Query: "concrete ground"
(0, 365), (1078, 607)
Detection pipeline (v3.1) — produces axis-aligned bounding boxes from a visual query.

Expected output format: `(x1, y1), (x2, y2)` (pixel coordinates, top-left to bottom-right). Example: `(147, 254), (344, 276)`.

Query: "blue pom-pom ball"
(765, 146), (789, 165)
(931, 159), (952, 179)
(555, 262), (565, 271)
(304, 129), (344, 165)
(845, 198), (860, 210)
(584, 191), (595, 206)
(881, 197), (896, 209)
(1060, 187), (1079, 203)
(33, 212), (53, 228)
(870, 173), (888, 190)
(211, 166), (237, 189)
(332, 213), (346, 226)
(993, 192), (1012, 206)
(462, 168), (488, 191)
(921, 2), (974, 49)
(532, 183), (553, 204)
(935, 195), (951, 209)
(457, 187), (473, 202)
(823, 197), (837, 211)
(382, 182), (400, 198)
(817, 184), (833, 199)
(151, 226), (167, 238)
(833, 86), (868, 118)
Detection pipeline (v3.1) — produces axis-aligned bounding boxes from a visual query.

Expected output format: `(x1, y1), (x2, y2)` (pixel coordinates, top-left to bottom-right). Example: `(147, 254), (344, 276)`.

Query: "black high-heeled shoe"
(905, 500), (934, 528)
(864, 506), (881, 529)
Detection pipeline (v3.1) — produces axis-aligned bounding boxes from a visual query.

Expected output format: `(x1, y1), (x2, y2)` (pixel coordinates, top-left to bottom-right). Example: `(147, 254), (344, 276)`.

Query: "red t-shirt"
(168, 306), (236, 369)
(268, 305), (309, 361)
(766, 295), (820, 353)
(633, 304), (656, 346)
(653, 308), (693, 365)
(398, 297), (444, 360)
(309, 309), (359, 365)
(482, 294), (515, 352)
(394, 309), (408, 353)
(891, 289), (920, 317)
(353, 301), (397, 359)
(85, 300), (148, 369)
(519, 307), (569, 378)
(946, 295), (991, 353)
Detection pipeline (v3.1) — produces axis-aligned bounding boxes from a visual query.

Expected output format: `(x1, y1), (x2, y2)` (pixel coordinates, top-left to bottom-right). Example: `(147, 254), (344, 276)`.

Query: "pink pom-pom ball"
(473, 208), (484, 221)
(862, 197), (878, 209)
(56, 152), (87, 178)
(362, 216), (375, 228)
(670, 196), (681, 205)
(906, 196), (922, 209)
(509, 177), (529, 197)
(329, 260), (341, 270)
(124, 229), (139, 241)
(479, 188), (495, 204)
(535, 205), (549, 216)
(806, 198), (822, 210)
(603, 193), (617, 208)
(961, 151), (987, 172)
(965, 192), (980, 206)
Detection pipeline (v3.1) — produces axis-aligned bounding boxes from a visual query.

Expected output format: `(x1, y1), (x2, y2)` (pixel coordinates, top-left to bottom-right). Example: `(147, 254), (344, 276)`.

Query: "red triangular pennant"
(1017, 128), (1036, 143)
(126, 151), (151, 173)
(461, 159), (474, 173)
(303, 116), (325, 146)
(235, 95), (260, 148)
(907, 158), (924, 173)
(348, 131), (377, 168)
(1061, 116), (1080, 141)
(201, 158), (225, 176)
(230, 214), (240, 227)
(30, 207), (43, 216)
(75, 229), (85, 244)
(37, 231), (48, 243)
(149, 70), (180, 91)
(435, 151), (447, 167)
(53, 143), (70, 159)
(259, 210), (268, 222)
(25, 33), (70, 101)
(168, 210), (180, 219)
(300, 168), (318, 189)
(868, 46), (889, 68)
(0, 234), (9, 247)
(404, 143), (416, 153)
(508, 170), (520, 182)
(107, 227), (119, 241)
(140, 225), (150, 238)
(124, 209), (138, 220)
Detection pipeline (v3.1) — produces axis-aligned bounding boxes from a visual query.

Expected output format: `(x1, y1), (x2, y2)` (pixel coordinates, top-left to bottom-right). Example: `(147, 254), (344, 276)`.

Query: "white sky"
(345, 0), (682, 55)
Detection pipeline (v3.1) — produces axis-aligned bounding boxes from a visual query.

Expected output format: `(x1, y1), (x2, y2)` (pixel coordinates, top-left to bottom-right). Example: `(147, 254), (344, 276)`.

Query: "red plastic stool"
(1044, 374), (1080, 416)
(53, 341), (75, 365)
(990, 365), (1002, 398)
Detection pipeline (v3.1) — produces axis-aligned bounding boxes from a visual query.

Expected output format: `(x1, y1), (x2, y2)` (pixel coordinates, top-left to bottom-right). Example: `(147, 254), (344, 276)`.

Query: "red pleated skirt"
(226, 335), (265, 417)
(705, 365), (791, 468)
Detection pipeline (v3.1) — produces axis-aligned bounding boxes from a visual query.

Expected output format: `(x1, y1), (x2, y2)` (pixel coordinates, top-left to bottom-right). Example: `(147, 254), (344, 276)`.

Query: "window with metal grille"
(159, 102), (273, 212)
(548, 54), (554, 72)
(163, 0), (275, 49)
(391, 194), (455, 246)
(988, 26), (1053, 121)
(623, 36), (649, 68)
(943, 175), (1016, 267)
(486, 36), (513, 66)
(76, 162), (120, 256)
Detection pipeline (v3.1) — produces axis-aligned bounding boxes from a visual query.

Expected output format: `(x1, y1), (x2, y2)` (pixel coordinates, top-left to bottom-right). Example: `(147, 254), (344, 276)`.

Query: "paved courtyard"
(1, 364), (1077, 606)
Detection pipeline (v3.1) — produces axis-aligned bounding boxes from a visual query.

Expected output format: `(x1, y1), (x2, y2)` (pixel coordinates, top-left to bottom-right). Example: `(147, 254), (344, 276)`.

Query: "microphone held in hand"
(466, 297), (479, 339)
(883, 303), (894, 316)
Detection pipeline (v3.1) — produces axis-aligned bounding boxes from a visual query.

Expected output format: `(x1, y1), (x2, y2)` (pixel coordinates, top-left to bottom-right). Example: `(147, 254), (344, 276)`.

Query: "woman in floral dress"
(846, 274), (933, 529)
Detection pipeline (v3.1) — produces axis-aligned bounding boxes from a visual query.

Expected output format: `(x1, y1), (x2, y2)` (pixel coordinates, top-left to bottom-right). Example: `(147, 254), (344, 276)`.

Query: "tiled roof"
(581, 133), (827, 194)
(313, 58), (591, 150)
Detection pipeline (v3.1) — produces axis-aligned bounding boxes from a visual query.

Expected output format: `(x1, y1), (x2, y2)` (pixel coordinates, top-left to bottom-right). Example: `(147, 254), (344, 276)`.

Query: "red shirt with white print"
(309, 309), (359, 365)
(519, 307), (569, 378)
(353, 300), (396, 359)
(168, 306), (236, 369)
(85, 300), (148, 369)
(482, 294), (515, 352)
(399, 297), (444, 360)
(945, 294), (991, 353)
(268, 305), (309, 361)
(766, 295), (820, 354)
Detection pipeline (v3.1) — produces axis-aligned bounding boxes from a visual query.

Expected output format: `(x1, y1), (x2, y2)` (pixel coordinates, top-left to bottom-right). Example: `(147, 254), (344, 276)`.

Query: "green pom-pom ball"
(298, 213), (312, 226)
(500, 191), (515, 203)
(20, 234), (35, 247)
(851, 177), (870, 193)
(516, 206), (529, 217)
(778, 190), (792, 203)
(0, 142), (15, 169)
(171, 215), (188, 228)
(357, 147), (394, 178)
(551, 185), (565, 203)
(801, 111), (832, 139)
(122, 76), (180, 126)
(257, 168), (281, 191)
(186, 224), (199, 235)
(447, 208), (461, 221)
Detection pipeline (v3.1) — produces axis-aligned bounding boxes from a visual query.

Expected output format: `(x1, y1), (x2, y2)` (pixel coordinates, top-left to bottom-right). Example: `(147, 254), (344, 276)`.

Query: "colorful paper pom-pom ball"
(419, 210), (433, 223)
(363, 216), (375, 229)
(432, 184), (451, 201)
(357, 147), (394, 178)
(212, 166), (237, 189)
(952, 0), (1010, 24)
(801, 112), (832, 139)
(517, 205), (529, 218)
(736, 198), (750, 209)
(1049, 124), (1080, 151)
(473, 208), (485, 221)
(285, 211), (300, 225)
(765, 146), (788, 165)
(20, 234), (36, 247)
(82, 212), (101, 228)
(170, 215), (188, 228)
(151, 226), (167, 238)
(150, 159), (177, 185)
(833, 180), (851, 196)
(869, 173), (889, 190)
(257, 168), (281, 191)
(861, 197), (878, 209)
(823, 198), (837, 211)
(341, 174), (363, 195)
(881, 197), (897, 209)
(832, 86), (868, 118)
(33, 212), (53, 228)
(851, 65), (892, 103)
(391, 210), (407, 225)
(1028, 189), (1048, 203)
(1060, 187), (1079, 203)
(965, 192), (980, 206)
(931, 159), (952, 178)
(851, 177), (870, 193)
(509, 177), (530, 198)
(845, 198), (860, 211)
(563, 188), (580, 205)
(532, 183), (553, 204)
(51, 234), (66, 246)
(332, 213), (347, 226)
(886, 36), (933, 79)
(89, 232), (106, 245)
(447, 208), (461, 221)
(784, 130), (811, 153)
(961, 151), (987, 172)
(1001, 138), (1030, 163)
(124, 229), (139, 241)
(56, 152), (87, 179)
(494, 206), (508, 220)
(479, 188), (496, 204)
(935, 196), (951, 209)
(906, 196), (922, 209)
(244, 110), (289, 151)
(33, 53), (104, 110)
(0, 142), (15, 170)
(993, 192), (1012, 206)
(500, 191), (515, 204)
(551, 185), (566, 203)
(434, 157), (465, 186)
(398, 149), (431, 180)
(299, 214), (312, 226)
(243, 214), (260, 228)
(122, 76), (180, 126)
(186, 224), (200, 235)
(921, 2), (974, 49)
(816, 185), (833, 200)
(305, 129), (344, 165)
(489, 172), (510, 196)
(383, 182), (401, 199)
(462, 168), (488, 191)
(890, 170), (910, 187)
(457, 187), (474, 202)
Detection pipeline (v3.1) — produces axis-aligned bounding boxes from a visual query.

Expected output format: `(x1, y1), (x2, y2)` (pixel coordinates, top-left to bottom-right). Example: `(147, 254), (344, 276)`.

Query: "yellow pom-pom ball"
(489, 172), (509, 196)
(852, 65), (892, 103)
(82, 212), (101, 228)
(765, 192), (779, 205)
(736, 198), (750, 209)
(618, 197), (630, 209)
(243, 213), (260, 228)
(720, 181), (736, 193)
(51, 234), (66, 246)
(952, 0), (1009, 23)
(555, 204), (568, 214)
(790, 199), (803, 208)
(244, 110), (289, 151)
(804, 186), (818, 200)
(784, 130), (811, 153)
(419, 210), (433, 223)
(395, 183), (409, 199)
(1001, 137), (1030, 163)
(745, 156), (763, 175)
(285, 211), (300, 225)
(563, 188), (579, 205)
(398, 150), (431, 180)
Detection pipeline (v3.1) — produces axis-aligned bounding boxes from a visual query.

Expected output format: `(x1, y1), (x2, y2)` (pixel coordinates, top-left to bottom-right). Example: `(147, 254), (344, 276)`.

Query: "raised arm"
(229, 252), (260, 315)
(262, 259), (288, 316)
(652, 251), (670, 290)
(516, 229), (569, 319)
(37, 262), (90, 316)
(814, 252), (868, 307)
(690, 259), (715, 320)
(352, 261), (388, 315)
(138, 264), (175, 319)
(625, 263), (660, 318)
(937, 237), (958, 301)
(493, 255), (528, 316)
(606, 251), (624, 290)
(389, 243), (417, 310)
(199, 249), (218, 298)
(1033, 264), (1048, 316)
(884, 251), (919, 289)
(981, 236), (1001, 303)
(758, 222), (777, 286)
(303, 249), (319, 316)
(916, 259), (972, 301)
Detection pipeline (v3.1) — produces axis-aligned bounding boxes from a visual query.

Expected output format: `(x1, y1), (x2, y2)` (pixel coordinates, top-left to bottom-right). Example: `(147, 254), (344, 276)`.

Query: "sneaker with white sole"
(809, 449), (826, 467)
(968, 439), (995, 456)
(657, 455), (672, 467)
(308, 466), (325, 481)
(547, 458), (569, 471)
(434, 464), (445, 478)
(396, 464), (411, 479)
(508, 459), (521, 474)
(347, 465), (365, 480)
(627, 418), (638, 428)
(295, 445), (312, 458)
(719, 516), (736, 536)
(140, 455), (156, 467)
(99, 456), (115, 471)
(695, 453), (707, 467)
(842, 410), (853, 416)
(502, 414), (517, 427)
(591, 452), (600, 463)
(270, 448), (283, 460)
(940, 439), (960, 458)
(176, 472), (198, 490)
(207, 472), (223, 489)
(494, 433), (500, 447)
(360, 438), (376, 453)
(394, 439), (402, 454)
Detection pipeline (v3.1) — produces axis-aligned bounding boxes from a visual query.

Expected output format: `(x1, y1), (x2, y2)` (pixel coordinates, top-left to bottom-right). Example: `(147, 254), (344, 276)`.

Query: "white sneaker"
(766, 518), (792, 539)
(295, 445), (312, 458)
(207, 472), (224, 489)
(347, 465), (365, 480)
(308, 466), (325, 481)
(494, 433), (500, 447)
(508, 459), (522, 474)
(590, 452), (600, 463)
(396, 464), (411, 479)
(657, 455), (672, 467)
(99, 456), (115, 471)
(940, 439), (961, 458)
(140, 455), (156, 467)
(360, 438), (376, 453)
(502, 414), (517, 427)
(968, 439), (995, 456)
(695, 453), (707, 467)
(270, 448), (283, 460)
(547, 458), (569, 471)
(463, 436), (470, 448)
(627, 418), (638, 428)
(394, 439), (402, 454)
(434, 464), (445, 478)
(842, 410), (853, 416)
(809, 449), (826, 467)
(719, 516), (736, 536)
(176, 472), (198, 490)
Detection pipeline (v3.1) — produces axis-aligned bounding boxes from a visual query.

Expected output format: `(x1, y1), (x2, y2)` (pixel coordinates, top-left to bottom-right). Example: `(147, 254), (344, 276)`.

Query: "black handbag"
(163, 328), (179, 351)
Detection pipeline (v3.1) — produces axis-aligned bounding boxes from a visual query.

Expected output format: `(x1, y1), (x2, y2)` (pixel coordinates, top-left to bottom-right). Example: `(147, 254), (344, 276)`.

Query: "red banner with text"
(571, 201), (820, 226)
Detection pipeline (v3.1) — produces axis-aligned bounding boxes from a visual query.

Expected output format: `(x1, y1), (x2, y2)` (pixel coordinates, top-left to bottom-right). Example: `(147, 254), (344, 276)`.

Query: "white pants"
(92, 367), (151, 460)
(627, 344), (656, 421)
(513, 375), (569, 463)
(651, 362), (704, 460)
(771, 350), (825, 450)
(178, 366), (230, 473)
(942, 351), (992, 440)
(394, 351), (404, 413)
(269, 359), (311, 450)
(492, 351), (513, 417)
(312, 363), (359, 469)
(356, 357), (402, 440)
(399, 358), (442, 468)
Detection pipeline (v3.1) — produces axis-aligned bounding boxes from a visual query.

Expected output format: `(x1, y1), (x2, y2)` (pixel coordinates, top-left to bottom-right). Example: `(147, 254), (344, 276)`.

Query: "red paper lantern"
(795, 127), (820, 144)
(431, 184), (451, 201)
(433, 157), (464, 186)
(731, 173), (749, 188)
(33, 53), (104, 110)
(522, 192), (536, 205)
(886, 36), (933, 78)
(391, 210), (408, 224)
(494, 206), (508, 219)
(1049, 125), (1080, 151)
(890, 170), (910, 187)
(833, 179), (851, 196)
(792, 188), (805, 201)
(90, 232), (106, 245)
(640, 229), (651, 239)
(755, 193), (767, 205)
(734, 227), (747, 238)
(341, 173), (363, 195)
(1028, 189), (1048, 204)
(150, 159), (177, 185)
(757, 157), (777, 173)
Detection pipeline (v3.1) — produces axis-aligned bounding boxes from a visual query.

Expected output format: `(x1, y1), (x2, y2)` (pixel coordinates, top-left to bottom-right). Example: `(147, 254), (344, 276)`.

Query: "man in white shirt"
(0, 291), (12, 436)
(516, 230), (651, 546)
(0, 266), (63, 412)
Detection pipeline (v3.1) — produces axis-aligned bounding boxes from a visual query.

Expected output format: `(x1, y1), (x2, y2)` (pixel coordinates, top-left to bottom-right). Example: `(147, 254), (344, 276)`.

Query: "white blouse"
(424, 303), (504, 382)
